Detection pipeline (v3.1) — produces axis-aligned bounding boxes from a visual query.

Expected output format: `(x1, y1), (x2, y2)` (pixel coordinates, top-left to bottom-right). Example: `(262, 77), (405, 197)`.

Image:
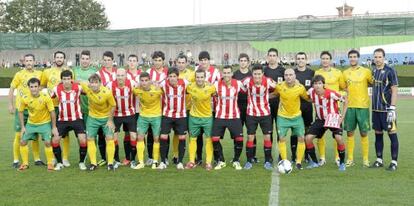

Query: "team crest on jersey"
(277, 77), (283, 83)
(305, 80), (311, 86)
(381, 70), (385, 74)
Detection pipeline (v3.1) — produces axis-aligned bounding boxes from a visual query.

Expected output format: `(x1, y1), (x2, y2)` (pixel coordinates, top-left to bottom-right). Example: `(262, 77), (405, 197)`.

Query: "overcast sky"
(98, 0), (414, 29)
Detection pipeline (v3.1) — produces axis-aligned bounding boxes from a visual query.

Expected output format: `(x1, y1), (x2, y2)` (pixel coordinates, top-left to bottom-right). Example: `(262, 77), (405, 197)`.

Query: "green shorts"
(344, 108), (370, 133)
(137, 116), (161, 137)
(86, 116), (114, 139)
(188, 115), (213, 138)
(14, 109), (29, 132)
(22, 122), (51, 142)
(277, 115), (305, 137)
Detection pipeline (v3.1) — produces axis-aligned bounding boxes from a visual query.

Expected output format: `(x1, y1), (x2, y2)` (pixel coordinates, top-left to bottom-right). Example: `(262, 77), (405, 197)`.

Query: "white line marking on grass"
(268, 169), (279, 206)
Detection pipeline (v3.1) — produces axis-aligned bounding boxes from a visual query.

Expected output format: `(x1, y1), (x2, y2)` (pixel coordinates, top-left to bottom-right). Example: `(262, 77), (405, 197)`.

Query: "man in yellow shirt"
(273, 68), (309, 170)
(185, 69), (216, 170)
(8, 54), (44, 168)
(41, 51), (72, 167)
(81, 74), (117, 171)
(18, 78), (58, 171)
(132, 72), (163, 170)
(314, 51), (346, 166)
(343, 50), (373, 167)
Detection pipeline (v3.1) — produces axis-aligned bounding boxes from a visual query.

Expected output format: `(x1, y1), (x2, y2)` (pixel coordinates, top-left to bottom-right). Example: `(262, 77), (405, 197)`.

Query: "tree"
(0, 1), (6, 32)
(3, 0), (109, 32)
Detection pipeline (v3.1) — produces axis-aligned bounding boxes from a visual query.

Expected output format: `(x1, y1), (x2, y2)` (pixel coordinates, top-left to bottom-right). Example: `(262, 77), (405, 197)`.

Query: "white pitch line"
(268, 169), (280, 206)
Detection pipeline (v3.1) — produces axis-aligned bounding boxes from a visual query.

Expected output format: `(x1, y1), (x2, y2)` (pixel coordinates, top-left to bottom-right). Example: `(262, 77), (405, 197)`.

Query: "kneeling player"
(133, 72), (163, 169)
(51, 70), (88, 171)
(305, 75), (348, 171)
(18, 78), (58, 171)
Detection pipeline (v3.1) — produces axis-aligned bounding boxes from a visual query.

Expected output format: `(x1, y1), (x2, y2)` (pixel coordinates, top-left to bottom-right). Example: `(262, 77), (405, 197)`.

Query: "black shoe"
(386, 163), (397, 171)
(107, 164), (115, 171)
(12, 162), (20, 169)
(253, 157), (260, 164)
(172, 157), (178, 165)
(370, 160), (384, 168)
(34, 160), (46, 166)
(296, 163), (303, 170)
(89, 164), (98, 171)
(195, 159), (203, 166)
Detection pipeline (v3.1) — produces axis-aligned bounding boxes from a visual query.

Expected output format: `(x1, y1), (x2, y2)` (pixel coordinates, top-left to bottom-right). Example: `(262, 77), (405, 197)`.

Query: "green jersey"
(73, 66), (98, 114)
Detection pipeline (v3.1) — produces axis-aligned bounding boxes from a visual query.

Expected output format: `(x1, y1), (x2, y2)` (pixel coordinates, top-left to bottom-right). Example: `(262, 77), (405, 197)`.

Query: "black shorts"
(211, 118), (243, 138)
(307, 119), (342, 139)
(301, 102), (313, 127)
(114, 115), (137, 133)
(160, 116), (188, 135)
(123, 113), (139, 132)
(57, 119), (86, 137)
(238, 103), (248, 126)
(372, 111), (395, 131)
(246, 115), (273, 135)
(269, 100), (279, 122)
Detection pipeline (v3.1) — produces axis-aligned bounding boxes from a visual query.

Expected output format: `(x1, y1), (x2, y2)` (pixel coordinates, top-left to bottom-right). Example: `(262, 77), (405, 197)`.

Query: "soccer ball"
(277, 160), (292, 174)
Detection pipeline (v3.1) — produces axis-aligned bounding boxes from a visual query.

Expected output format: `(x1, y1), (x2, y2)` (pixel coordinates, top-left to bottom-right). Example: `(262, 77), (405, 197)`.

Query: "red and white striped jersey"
(214, 79), (245, 119)
(161, 79), (188, 118)
(126, 69), (142, 83)
(242, 76), (276, 117)
(96, 67), (116, 86)
(147, 67), (168, 85)
(308, 88), (344, 120)
(106, 79), (136, 117)
(52, 82), (83, 121)
(206, 65), (221, 83)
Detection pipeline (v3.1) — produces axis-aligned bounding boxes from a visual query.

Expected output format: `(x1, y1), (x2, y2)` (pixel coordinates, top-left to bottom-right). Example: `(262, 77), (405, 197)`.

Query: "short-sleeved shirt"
(343, 66), (373, 108)
(81, 84), (116, 118)
(187, 82), (216, 118)
(372, 65), (398, 112)
(41, 67), (72, 106)
(273, 82), (309, 118)
(295, 67), (315, 107)
(315, 67), (346, 92)
(10, 69), (43, 108)
(264, 65), (285, 106)
(18, 93), (54, 125)
(133, 85), (163, 117)
(233, 69), (252, 106)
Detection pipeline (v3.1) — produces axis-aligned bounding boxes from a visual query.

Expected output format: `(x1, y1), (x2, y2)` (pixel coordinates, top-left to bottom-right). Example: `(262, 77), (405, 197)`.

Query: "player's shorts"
(86, 116), (114, 139)
(123, 113), (139, 132)
(137, 116), (161, 137)
(82, 113), (88, 125)
(14, 109), (28, 132)
(160, 116), (187, 135)
(277, 115), (305, 137)
(246, 115), (273, 135)
(22, 122), (52, 142)
(372, 111), (397, 132)
(301, 102), (313, 127)
(344, 108), (370, 132)
(57, 119), (86, 137)
(211, 118), (243, 138)
(188, 115), (213, 138)
(114, 115), (137, 133)
(307, 119), (343, 139)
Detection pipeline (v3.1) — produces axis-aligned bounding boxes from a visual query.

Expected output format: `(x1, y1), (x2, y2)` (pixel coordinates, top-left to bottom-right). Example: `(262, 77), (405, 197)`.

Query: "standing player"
(370, 48), (399, 171)
(197, 51), (221, 164)
(8, 54), (44, 168)
(41, 51), (72, 167)
(95, 51), (117, 167)
(106, 69), (138, 168)
(242, 64), (276, 170)
(314, 51), (346, 166)
(233, 53), (257, 163)
(305, 75), (348, 171)
(50, 70), (88, 171)
(211, 65), (245, 170)
(264, 48), (285, 149)
(185, 69), (216, 170)
(158, 67), (189, 170)
(146, 51), (169, 166)
(123, 54), (142, 166)
(292, 52), (314, 163)
(343, 49), (373, 167)
(272, 68), (309, 170)
(17, 78), (58, 171)
(132, 72), (163, 169)
(81, 74), (117, 171)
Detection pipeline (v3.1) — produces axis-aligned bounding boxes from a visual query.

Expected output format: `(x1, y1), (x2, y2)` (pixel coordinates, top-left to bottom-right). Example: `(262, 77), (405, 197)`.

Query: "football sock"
(205, 138), (213, 164)
(79, 142), (87, 163)
(361, 136), (369, 162)
(130, 140), (137, 161)
(62, 135), (70, 161)
(153, 142), (160, 162)
(389, 133), (399, 161)
(52, 142), (62, 163)
(147, 129), (154, 159)
(173, 134), (179, 158)
(123, 135), (131, 161)
(264, 139), (272, 163)
(317, 136), (326, 160)
(45, 146), (54, 165)
(290, 135), (298, 161)
(347, 134), (355, 161)
(87, 140), (97, 165)
(20, 144), (29, 165)
(32, 139), (41, 161)
(189, 138), (197, 163)
(233, 137), (243, 162)
(13, 132), (21, 162)
(296, 141), (305, 164)
(106, 139), (115, 165)
(196, 133), (203, 161)
(278, 141), (287, 160)
(338, 143), (345, 164)
(375, 133), (384, 159)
